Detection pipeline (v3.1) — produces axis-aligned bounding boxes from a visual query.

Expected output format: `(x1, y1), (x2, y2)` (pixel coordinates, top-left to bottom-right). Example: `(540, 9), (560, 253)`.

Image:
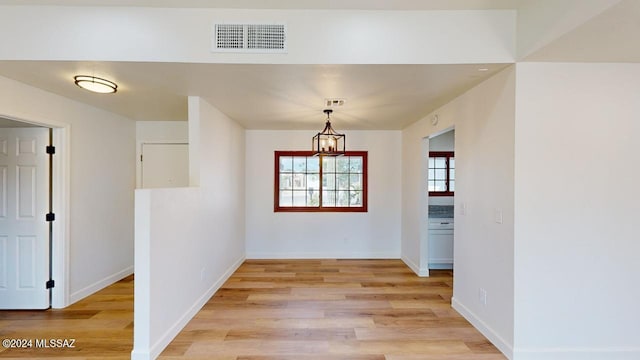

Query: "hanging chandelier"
(312, 109), (345, 156)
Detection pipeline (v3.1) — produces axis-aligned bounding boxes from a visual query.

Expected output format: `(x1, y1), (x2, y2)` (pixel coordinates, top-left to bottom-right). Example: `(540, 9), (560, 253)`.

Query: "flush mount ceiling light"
(74, 75), (118, 94)
(312, 109), (345, 156)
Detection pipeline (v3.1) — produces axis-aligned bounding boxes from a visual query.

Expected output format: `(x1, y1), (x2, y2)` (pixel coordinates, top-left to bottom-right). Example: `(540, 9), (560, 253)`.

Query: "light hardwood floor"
(0, 260), (506, 359)
(0, 274), (134, 359)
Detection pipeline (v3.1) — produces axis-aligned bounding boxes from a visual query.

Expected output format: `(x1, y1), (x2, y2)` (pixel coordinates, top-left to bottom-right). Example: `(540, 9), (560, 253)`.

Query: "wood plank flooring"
(160, 259), (505, 360)
(0, 275), (134, 359)
(0, 260), (506, 359)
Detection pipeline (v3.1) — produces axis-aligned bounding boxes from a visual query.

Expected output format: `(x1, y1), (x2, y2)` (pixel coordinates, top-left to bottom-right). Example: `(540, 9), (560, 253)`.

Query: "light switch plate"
(494, 208), (503, 224)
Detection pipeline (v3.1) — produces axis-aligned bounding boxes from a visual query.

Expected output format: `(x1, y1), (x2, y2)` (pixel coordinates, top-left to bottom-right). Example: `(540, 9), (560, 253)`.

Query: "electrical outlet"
(200, 267), (206, 281)
(460, 202), (467, 216)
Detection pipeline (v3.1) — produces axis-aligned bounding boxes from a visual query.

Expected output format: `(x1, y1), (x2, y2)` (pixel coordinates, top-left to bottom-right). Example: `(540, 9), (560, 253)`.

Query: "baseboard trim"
(451, 297), (513, 359)
(246, 252), (400, 259)
(68, 266), (134, 305)
(513, 347), (640, 360)
(142, 255), (244, 360)
(401, 256), (429, 277)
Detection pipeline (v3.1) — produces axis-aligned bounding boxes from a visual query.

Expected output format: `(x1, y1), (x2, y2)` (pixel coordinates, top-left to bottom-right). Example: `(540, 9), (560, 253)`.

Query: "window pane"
(434, 157), (446, 168)
(307, 157), (320, 172)
(293, 173), (306, 189)
(449, 158), (455, 169)
(279, 190), (293, 206)
(349, 191), (362, 206)
(349, 157), (363, 173)
(434, 180), (447, 191)
(280, 174), (293, 189)
(336, 157), (349, 172)
(336, 191), (350, 206)
(428, 181), (437, 192)
(293, 191), (306, 206)
(293, 157), (306, 172)
(323, 173), (335, 190)
(428, 169), (435, 180)
(350, 174), (362, 190)
(276, 152), (367, 211)
(449, 168), (455, 180)
(307, 188), (319, 206)
(449, 180), (455, 192)
(337, 174), (350, 190)
(428, 157), (435, 168)
(307, 174), (319, 190)
(435, 169), (446, 180)
(280, 156), (293, 172)
(322, 156), (335, 173)
(322, 190), (335, 206)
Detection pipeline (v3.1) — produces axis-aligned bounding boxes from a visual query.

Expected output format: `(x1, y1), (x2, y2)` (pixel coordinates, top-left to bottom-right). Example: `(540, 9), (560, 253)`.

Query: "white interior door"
(141, 143), (189, 189)
(0, 127), (50, 309)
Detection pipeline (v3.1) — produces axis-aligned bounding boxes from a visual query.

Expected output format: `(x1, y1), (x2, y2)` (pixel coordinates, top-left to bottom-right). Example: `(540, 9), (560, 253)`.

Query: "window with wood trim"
(275, 151), (368, 212)
(428, 151), (455, 196)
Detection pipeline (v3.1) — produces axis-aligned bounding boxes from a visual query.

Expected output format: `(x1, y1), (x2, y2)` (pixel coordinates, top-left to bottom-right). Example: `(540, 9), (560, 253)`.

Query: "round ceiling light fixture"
(74, 75), (118, 94)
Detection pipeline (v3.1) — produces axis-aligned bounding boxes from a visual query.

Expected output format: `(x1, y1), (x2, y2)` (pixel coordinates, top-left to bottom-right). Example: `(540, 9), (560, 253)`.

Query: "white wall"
(135, 121), (188, 188)
(429, 129), (455, 151)
(513, 63), (640, 359)
(133, 96), (245, 360)
(245, 130), (401, 259)
(0, 6), (515, 64)
(0, 74), (135, 306)
(402, 66), (516, 356)
(516, 0), (621, 59)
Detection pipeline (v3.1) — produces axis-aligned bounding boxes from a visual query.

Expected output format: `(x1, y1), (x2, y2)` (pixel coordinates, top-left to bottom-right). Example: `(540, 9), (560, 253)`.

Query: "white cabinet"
(428, 218), (454, 269)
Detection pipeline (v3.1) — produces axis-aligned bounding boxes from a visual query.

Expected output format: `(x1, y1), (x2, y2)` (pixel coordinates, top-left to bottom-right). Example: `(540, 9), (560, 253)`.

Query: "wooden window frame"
(428, 151), (454, 197)
(274, 151), (368, 212)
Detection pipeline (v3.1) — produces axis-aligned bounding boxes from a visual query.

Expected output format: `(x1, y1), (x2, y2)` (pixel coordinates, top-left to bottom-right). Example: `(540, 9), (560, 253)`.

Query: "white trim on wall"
(452, 297), (513, 359)
(247, 252), (400, 260)
(133, 255), (244, 360)
(512, 347), (640, 360)
(401, 255), (429, 277)
(69, 266), (133, 305)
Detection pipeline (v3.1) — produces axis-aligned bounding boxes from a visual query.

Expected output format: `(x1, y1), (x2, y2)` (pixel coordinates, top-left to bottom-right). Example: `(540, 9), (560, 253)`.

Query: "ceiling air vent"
(213, 23), (287, 53)
(325, 98), (346, 107)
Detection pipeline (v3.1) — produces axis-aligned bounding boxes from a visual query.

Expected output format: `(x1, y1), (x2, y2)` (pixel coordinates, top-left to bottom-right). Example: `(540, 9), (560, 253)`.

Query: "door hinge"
(46, 280), (55, 289)
(140, 154), (143, 162)
(46, 213), (55, 222)
(46, 145), (56, 155)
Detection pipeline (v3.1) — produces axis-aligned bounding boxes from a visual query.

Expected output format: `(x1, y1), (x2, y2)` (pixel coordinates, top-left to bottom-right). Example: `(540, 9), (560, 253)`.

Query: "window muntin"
(275, 151), (367, 212)
(428, 151), (454, 196)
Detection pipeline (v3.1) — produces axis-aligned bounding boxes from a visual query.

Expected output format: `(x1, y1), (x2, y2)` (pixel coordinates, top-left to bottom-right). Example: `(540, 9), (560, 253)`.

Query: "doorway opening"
(426, 129), (455, 270)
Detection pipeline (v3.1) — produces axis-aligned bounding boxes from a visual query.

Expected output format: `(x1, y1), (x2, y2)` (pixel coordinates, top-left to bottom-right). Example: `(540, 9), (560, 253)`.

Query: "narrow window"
(428, 151), (454, 196)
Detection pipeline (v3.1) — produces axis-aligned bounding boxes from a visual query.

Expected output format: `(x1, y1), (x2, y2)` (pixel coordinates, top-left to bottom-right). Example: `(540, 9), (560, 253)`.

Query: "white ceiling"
(0, 1), (636, 130)
(0, 0), (517, 130)
(0, 61), (509, 129)
(0, 0), (518, 10)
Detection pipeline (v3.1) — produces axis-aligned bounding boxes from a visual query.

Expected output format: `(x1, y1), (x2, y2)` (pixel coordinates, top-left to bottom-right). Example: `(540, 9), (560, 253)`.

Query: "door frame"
(0, 113), (70, 308)
(423, 126), (456, 274)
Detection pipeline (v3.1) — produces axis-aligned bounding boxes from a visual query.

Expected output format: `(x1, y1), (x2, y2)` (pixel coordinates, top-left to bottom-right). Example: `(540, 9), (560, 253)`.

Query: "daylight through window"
(428, 151), (454, 196)
(275, 151), (368, 212)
